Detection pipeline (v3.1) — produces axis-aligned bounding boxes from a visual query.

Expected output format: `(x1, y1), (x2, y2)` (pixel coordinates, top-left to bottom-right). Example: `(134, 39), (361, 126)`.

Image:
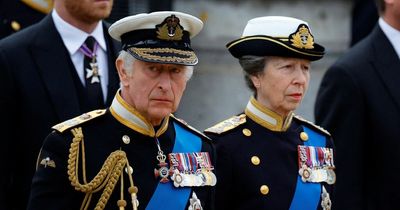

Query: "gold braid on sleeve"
(68, 127), (138, 210)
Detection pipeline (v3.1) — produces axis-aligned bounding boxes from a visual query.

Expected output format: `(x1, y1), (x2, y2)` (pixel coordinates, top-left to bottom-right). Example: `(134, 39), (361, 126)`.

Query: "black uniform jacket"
(206, 98), (335, 210)
(27, 94), (215, 210)
(315, 24), (400, 210)
(0, 14), (120, 210)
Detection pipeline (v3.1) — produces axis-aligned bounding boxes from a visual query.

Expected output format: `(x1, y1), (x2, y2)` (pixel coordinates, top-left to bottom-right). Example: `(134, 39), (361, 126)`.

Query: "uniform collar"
(109, 90), (169, 137)
(245, 96), (294, 131)
(52, 9), (107, 55)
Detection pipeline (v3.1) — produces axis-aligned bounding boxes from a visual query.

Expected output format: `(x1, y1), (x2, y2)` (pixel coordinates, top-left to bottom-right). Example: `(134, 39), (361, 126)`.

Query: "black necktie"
(82, 36), (104, 110)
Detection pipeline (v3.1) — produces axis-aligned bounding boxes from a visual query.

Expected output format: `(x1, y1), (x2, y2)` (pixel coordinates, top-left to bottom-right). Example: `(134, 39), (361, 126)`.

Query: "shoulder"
(170, 114), (211, 141)
(52, 109), (107, 133)
(293, 115), (331, 137)
(204, 114), (246, 135)
(0, 23), (40, 51)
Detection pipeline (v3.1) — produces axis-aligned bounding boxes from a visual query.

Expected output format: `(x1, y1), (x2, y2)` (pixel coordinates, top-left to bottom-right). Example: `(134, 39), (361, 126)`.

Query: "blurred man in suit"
(315, 0), (400, 209)
(0, 0), (52, 39)
(0, 0), (120, 209)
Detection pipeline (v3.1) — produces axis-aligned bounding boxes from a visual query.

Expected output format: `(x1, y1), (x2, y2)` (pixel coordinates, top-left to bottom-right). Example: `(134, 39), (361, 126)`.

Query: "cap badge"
(156, 15), (184, 41)
(290, 24), (314, 49)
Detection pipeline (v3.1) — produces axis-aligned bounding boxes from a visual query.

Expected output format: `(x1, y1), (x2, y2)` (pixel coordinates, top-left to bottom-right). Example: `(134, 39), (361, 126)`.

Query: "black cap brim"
(227, 35), (325, 61)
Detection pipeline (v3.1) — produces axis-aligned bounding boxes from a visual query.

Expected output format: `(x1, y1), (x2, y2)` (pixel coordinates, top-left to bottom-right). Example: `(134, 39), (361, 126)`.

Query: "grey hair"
(117, 50), (194, 81)
(238, 55), (268, 94)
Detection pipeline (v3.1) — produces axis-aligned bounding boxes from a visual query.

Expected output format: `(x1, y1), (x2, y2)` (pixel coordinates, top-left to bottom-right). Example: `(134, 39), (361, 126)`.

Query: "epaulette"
(170, 114), (212, 141)
(52, 109), (107, 133)
(21, 0), (53, 14)
(293, 115), (331, 136)
(204, 114), (246, 135)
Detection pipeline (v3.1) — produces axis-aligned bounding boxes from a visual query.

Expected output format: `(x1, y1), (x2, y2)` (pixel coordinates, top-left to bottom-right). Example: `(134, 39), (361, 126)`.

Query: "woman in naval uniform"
(205, 16), (335, 210)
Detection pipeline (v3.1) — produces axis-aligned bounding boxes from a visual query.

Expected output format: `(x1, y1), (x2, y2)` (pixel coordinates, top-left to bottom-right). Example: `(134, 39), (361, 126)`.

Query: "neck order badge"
(80, 36), (104, 109)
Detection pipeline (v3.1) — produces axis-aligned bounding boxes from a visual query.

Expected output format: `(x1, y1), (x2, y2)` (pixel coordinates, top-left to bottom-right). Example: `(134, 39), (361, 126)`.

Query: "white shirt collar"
(52, 9), (107, 55)
(379, 18), (400, 59)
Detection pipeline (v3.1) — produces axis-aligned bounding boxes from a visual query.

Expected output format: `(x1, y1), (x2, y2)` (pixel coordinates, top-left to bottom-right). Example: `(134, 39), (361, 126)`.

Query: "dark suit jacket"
(315, 25), (400, 210)
(0, 0), (48, 39)
(0, 15), (120, 210)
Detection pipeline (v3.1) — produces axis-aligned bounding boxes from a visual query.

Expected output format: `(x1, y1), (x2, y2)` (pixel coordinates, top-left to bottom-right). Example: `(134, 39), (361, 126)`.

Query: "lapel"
(371, 26), (400, 111)
(30, 15), (81, 120)
(103, 22), (121, 105)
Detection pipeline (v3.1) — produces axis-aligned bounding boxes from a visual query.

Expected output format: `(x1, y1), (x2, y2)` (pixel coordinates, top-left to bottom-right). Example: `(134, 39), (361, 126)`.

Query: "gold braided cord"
(68, 127), (129, 210)
(94, 155), (126, 210)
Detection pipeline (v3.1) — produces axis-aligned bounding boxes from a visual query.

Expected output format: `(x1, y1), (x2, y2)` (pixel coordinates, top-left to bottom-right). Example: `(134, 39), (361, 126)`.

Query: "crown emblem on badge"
(290, 24), (314, 49)
(156, 14), (184, 41)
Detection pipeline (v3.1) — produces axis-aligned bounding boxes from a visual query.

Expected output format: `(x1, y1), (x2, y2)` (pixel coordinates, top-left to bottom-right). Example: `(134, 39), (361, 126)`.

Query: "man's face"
(251, 56), (311, 116)
(64, 0), (114, 24)
(118, 59), (189, 125)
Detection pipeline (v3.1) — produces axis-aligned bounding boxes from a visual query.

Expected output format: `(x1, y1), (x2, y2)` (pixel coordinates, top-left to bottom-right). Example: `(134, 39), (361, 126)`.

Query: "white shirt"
(379, 18), (400, 59)
(52, 9), (109, 102)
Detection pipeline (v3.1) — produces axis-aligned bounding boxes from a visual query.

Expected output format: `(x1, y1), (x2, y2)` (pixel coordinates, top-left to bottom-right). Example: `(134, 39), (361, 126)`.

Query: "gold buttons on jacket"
(11, 20), (21, 31)
(251, 156), (260, 165)
(122, 135), (130, 144)
(260, 185), (269, 195)
(242, 128), (252, 136)
(300, 132), (309, 141)
(125, 166), (133, 174)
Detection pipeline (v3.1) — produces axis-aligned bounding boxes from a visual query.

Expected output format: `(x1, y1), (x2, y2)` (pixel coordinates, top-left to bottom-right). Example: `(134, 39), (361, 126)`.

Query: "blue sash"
(289, 126), (326, 210)
(146, 122), (202, 210)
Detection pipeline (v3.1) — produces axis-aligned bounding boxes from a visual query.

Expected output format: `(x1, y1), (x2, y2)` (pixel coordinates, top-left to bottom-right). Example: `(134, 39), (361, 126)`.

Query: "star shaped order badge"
(86, 62), (101, 83)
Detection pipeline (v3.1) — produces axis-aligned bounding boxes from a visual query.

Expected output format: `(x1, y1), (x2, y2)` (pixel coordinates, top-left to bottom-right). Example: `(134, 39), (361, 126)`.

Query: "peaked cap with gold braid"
(227, 16), (325, 61)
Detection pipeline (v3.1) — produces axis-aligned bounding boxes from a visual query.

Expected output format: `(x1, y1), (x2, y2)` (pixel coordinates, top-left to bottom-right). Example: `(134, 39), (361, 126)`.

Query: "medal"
(168, 152), (216, 187)
(321, 186), (332, 210)
(188, 192), (203, 210)
(171, 169), (184, 187)
(298, 145), (335, 184)
(86, 59), (101, 84)
(326, 168), (336, 184)
(80, 41), (101, 84)
(299, 164), (312, 182)
(153, 138), (171, 183)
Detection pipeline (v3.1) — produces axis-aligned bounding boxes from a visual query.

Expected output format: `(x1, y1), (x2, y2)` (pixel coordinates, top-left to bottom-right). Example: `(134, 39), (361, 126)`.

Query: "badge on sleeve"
(40, 157), (56, 168)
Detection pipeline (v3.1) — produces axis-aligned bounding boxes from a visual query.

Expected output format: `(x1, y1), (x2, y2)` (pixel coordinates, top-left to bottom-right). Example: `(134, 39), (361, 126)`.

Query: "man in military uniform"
(0, 0), (53, 39)
(28, 11), (215, 210)
(205, 16), (335, 210)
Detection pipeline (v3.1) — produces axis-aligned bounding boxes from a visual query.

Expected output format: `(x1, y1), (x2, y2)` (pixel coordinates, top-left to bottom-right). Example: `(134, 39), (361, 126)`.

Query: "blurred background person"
(0, 0), (53, 39)
(350, 0), (379, 46)
(0, 0), (120, 209)
(315, 0), (400, 209)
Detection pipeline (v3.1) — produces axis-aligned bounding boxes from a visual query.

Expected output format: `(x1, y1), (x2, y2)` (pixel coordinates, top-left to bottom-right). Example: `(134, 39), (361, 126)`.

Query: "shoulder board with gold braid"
(204, 114), (246, 135)
(170, 114), (212, 141)
(52, 109), (107, 133)
(21, 0), (53, 14)
(293, 115), (331, 136)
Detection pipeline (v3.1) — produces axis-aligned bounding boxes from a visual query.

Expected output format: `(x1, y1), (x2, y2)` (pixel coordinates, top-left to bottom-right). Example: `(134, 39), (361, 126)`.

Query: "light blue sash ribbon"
(289, 126), (326, 210)
(146, 122), (202, 210)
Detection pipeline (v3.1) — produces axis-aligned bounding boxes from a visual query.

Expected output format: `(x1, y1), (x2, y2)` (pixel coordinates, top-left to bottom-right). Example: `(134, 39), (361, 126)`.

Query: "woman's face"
(251, 56), (311, 116)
